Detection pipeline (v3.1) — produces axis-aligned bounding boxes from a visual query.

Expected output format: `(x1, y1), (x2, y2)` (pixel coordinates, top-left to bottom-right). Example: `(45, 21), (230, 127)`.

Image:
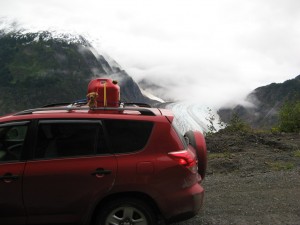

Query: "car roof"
(0, 105), (175, 123)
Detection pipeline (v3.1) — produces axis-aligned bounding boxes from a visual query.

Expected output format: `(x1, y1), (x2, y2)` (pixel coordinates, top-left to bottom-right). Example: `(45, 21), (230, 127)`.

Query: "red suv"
(0, 84), (207, 225)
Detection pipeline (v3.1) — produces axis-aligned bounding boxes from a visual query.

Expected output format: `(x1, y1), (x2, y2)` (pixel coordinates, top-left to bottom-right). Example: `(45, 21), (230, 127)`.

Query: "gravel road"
(173, 170), (300, 225)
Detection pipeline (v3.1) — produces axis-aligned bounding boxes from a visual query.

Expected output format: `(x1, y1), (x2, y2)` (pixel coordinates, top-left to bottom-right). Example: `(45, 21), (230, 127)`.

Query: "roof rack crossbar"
(14, 106), (156, 116)
(123, 102), (152, 108)
(14, 107), (80, 115)
(42, 103), (72, 108)
(42, 99), (88, 108)
(90, 107), (155, 115)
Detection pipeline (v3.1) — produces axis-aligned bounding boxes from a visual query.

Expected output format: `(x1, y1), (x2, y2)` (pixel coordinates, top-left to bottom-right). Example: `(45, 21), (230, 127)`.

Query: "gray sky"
(1, 0), (300, 107)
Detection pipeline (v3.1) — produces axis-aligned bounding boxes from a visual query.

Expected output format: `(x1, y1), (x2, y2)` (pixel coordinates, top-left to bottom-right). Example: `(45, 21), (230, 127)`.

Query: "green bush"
(278, 101), (300, 133)
(224, 113), (252, 133)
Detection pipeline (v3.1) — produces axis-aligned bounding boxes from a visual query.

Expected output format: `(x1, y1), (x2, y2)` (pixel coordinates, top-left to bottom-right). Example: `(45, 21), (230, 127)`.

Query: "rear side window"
(104, 120), (153, 153)
(35, 121), (108, 159)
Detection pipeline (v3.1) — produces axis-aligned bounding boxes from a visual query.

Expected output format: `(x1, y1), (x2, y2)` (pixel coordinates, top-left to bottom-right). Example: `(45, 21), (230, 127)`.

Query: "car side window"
(0, 124), (28, 162)
(104, 120), (153, 153)
(35, 121), (108, 159)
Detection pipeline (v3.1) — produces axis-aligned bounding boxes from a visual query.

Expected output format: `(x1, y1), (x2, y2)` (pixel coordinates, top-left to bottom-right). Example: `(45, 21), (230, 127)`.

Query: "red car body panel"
(23, 155), (117, 224)
(0, 162), (26, 225)
(0, 106), (205, 224)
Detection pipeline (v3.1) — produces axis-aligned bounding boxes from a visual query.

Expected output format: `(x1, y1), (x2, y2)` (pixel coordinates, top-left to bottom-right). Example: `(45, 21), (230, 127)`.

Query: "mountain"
(218, 75), (300, 129)
(138, 78), (175, 102)
(0, 28), (155, 115)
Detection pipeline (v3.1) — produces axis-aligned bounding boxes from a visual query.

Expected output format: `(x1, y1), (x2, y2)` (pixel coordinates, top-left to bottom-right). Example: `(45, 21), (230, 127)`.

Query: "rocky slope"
(218, 75), (300, 129)
(206, 130), (300, 175)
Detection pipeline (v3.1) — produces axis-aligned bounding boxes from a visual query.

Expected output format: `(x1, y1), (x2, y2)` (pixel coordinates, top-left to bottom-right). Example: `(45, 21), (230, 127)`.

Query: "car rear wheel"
(184, 130), (207, 179)
(96, 198), (157, 225)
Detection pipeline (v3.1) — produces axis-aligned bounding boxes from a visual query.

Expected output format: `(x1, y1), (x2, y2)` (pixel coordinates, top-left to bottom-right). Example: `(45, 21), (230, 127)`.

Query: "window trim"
(32, 119), (110, 160)
(38, 120), (103, 125)
(0, 121), (30, 128)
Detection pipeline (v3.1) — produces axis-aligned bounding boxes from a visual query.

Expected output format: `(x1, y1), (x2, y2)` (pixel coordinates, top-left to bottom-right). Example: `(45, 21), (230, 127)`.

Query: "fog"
(1, 0), (300, 107)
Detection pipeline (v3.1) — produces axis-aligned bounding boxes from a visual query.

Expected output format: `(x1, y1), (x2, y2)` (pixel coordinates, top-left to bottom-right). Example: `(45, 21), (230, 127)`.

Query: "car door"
(0, 122), (29, 225)
(23, 120), (117, 224)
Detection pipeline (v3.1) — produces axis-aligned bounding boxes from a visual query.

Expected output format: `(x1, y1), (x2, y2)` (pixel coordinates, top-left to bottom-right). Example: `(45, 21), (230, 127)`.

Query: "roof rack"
(90, 107), (155, 115)
(42, 101), (152, 109)
(123, 102), (152, 108)
(14, 106), (156, 116)
(42, 99), (88, 108)
(42, 103), (72, 108)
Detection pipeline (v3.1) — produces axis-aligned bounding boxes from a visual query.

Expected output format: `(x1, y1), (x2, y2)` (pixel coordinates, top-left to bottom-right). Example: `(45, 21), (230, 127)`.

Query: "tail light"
(168, 149), (198, 173)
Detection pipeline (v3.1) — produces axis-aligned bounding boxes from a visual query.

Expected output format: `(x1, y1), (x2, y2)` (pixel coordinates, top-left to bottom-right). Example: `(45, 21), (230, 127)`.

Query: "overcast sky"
(1, 0), (300, 107)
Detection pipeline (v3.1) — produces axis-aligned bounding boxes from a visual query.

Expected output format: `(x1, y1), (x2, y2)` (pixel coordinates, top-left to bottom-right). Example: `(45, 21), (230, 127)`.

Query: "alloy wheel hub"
(120, 217), (134, 225)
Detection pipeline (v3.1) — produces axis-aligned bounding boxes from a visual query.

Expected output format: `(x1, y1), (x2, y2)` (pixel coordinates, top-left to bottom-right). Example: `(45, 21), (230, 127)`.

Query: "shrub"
(224, 113), (252, 133)
(278, 101), (300, 133)
(205, 107), (217, 134)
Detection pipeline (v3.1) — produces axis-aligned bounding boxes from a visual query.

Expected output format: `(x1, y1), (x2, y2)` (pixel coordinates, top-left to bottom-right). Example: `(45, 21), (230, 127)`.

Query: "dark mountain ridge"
(0, 29), (154, 115)
(218, 75), (300, 129)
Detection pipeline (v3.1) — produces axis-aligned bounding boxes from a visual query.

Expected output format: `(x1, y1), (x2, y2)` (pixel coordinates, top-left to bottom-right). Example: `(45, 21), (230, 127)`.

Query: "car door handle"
(91, 168), (112, 177)
(0, 173), (20, 183)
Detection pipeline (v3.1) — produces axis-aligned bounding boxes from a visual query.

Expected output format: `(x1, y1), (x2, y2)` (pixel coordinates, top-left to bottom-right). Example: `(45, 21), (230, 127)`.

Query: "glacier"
(166, 102), (223, 135)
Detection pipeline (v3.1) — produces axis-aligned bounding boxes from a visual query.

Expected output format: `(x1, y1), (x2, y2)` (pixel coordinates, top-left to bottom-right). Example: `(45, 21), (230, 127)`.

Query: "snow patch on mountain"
(141, 89), (165, 103)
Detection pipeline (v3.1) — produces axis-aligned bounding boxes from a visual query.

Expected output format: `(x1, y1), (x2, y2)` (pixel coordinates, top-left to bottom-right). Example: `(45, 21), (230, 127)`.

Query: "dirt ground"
(173, 132), (300, 225)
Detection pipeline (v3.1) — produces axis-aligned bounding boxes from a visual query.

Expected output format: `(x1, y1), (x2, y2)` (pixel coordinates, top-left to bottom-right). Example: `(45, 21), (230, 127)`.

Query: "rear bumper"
(157, 182), (204, 223)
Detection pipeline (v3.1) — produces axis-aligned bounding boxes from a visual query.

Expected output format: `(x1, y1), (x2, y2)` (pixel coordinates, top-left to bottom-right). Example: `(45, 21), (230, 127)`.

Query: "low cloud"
(1, 0), (300, 108)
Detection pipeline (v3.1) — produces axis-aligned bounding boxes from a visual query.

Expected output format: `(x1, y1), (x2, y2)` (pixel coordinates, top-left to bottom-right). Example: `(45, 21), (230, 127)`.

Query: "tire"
(184, 130), (207, 179)
(96, 198), (157, 225)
